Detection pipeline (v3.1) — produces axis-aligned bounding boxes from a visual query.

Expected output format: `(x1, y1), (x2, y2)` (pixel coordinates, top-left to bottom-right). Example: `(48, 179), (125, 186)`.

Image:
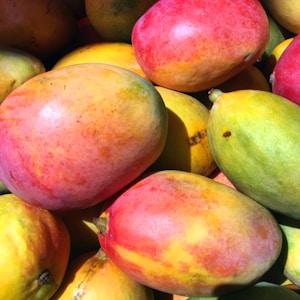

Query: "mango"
(207, 89), (300, 220)
(275, 214), (300, 287)
(260, 0), (300, 34)
(97, 170), (282, 297)
(52, 42), (149, 79)
(0, 193), (70, 299)
(85, 0), (158, 42)
(0, 47), (45, 103)
(52, 249), (154, 299)
(0, 63), (168, 210)
(271, 34), (300, 106)
(0, 0), (77, 59)
(149, 86), (217, 176)
(132, 0), (269, 92)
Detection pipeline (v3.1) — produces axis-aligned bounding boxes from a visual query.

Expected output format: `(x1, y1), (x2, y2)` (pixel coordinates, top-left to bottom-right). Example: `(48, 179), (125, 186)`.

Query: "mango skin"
(150, 86), (217, 176)
(98, 170), (282, 297)
(132, 0), (269, 92)
(207, 89), (300, 220)
(0, 63), (167, 210)
(52, 250), (154, 300)
(0, 193), (70, 300)
(271, 34), (300, 106)
(187, 281), (300, 300)
(0, 47), (45, 103)
(275, 214), (300, 287)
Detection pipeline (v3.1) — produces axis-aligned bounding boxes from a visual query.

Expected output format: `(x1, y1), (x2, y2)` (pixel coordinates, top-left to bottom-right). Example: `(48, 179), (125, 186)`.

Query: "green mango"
(207, 89), (300, 220)
(187, 281), (300, 300)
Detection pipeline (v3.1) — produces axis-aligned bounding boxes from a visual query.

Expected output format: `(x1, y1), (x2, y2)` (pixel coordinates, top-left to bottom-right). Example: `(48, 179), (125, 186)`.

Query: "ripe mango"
(207, 89), (300, 219)
(0, 193), (70, 299)
(98, 170), (282, 297)
(132, 0), (269, 92)
(0, 63), (168, 210)
(52, 249), (154, 299)
(150, 86), (216, 176)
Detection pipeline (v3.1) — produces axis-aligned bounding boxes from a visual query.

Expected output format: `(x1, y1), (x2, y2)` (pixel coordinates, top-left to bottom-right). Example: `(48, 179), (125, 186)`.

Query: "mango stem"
(208, 88), (223, 103)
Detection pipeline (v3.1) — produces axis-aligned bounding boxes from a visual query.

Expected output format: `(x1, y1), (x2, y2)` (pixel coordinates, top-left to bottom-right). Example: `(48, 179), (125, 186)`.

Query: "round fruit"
(85, 0), (158, 42)
(0, 0), (77, 59)
(98, 170), (282, 297)
(0, 47), (45, 103)
(0, 63), (168, 211)
(52, 42), (148, 79)
(150, 86), (217, 176)
(52, 249), (154, 299)
(207, 89), (300, 219)
(132, 0), (269, 92)
(0, 193), (70, 300)
(260, 0), (300, 33)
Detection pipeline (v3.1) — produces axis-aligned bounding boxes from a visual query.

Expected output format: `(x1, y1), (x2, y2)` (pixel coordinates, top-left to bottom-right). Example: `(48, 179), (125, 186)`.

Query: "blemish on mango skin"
(223, 131), (231, 138)
(188, 129), (207, 146)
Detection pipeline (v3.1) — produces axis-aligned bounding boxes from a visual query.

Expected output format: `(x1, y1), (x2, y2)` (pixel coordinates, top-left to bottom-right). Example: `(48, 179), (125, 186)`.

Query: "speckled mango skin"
(98, 170), (282, 297)
(0, 63), (167, 210)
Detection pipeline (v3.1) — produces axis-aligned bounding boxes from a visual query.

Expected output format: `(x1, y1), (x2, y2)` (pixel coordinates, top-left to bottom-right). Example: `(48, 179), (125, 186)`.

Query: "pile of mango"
(1, 0), (300, 299)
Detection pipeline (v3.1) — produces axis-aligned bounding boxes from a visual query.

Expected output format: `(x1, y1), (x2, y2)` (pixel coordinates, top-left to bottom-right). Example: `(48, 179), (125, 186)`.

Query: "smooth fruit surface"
(52, 249), (154, 299)
(150, 86), (216, 175)
(85, 0), (158, 42)
(0, 63), (167, 210)
(98, 170), (282, 297)
(275, 214), (300, 287)
(132, 0), (269, 92)
(207, 89), (300, 219)
(0, 193), (70, 300)
(0, 47), (45, 103)
(260, 0), (300, 33)
(271, 34), (300, 105)
(0, 0), (77, 59)
(52, 42), (148, 79)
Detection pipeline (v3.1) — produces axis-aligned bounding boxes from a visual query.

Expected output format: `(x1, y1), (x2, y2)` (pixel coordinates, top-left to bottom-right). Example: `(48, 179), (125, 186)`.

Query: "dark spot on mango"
(188, 130), (207, 146)
(37, 270), (52, 286)
(223, 131), (231, 138)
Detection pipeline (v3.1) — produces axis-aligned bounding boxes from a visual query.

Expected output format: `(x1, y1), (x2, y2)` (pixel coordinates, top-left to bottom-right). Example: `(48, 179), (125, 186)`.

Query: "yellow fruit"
(85, 0), (158, 42)
(0, 193), (70, 300)
(263, 37), (294, 78)
(0, 47), (45, 103)
(52, 42), (148, 79)
(260, 0), (300, 33)
(52, 249), (154, 299)
(150, 86), (217, 176)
